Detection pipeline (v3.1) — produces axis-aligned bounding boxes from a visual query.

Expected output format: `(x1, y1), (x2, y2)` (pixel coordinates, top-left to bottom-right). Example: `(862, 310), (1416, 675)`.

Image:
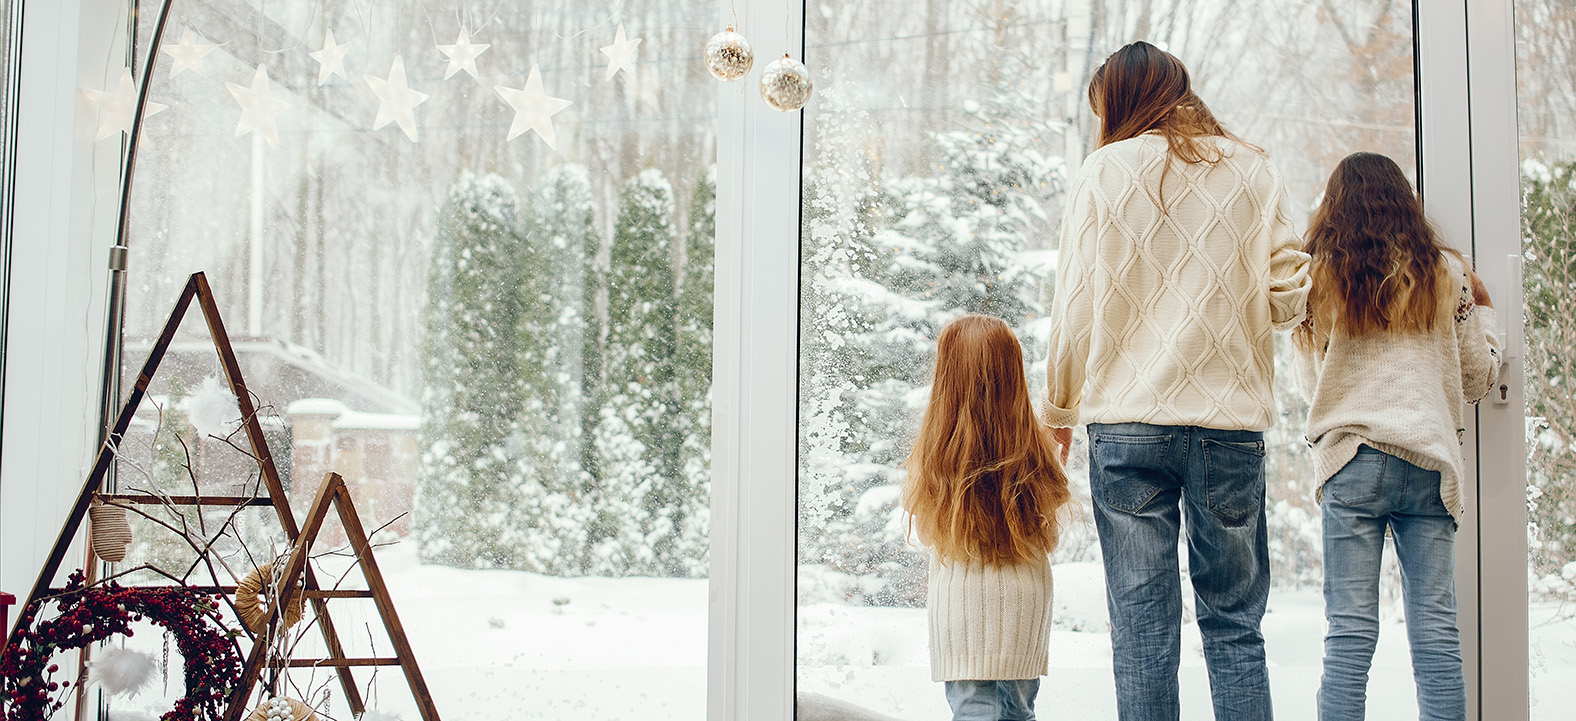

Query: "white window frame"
(0, 0), (127, 626)
(1420, 0), (1527, 718)
(707, 0), (803, 717)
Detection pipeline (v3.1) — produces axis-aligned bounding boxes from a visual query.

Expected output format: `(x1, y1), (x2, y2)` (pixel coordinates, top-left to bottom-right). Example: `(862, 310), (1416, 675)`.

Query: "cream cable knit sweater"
(1294, 253), (1501, 520)
(1044, 134), (1312, 431)
(927, 553), (1055, 681)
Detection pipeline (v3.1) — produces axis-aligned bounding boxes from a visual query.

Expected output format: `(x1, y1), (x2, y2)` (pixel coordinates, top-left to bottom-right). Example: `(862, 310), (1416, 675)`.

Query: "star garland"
(436, 30), (490, 82)
(160, 27), (218, 78)
(84, 69), (167, 142)
(599, 24), (641, 81)
(1, 571), (243, 721)
(496, 64), (572, 149)
(121, 20), (657, 151)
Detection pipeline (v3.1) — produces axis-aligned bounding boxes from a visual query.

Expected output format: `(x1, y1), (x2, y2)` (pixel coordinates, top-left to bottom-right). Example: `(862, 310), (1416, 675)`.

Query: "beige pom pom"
(236, 562), (305, 634)
(88, 497), (132, 563)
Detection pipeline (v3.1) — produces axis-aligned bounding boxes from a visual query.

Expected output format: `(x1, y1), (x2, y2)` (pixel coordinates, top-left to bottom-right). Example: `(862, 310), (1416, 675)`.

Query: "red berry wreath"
(1, 571), (243, 721)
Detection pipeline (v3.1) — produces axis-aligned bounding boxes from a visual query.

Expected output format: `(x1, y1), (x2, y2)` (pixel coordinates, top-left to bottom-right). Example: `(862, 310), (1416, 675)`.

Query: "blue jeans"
(1318, 446), (1465, 721)
(1088, 422), (1273, 721)
(944, 679), (1039, 720)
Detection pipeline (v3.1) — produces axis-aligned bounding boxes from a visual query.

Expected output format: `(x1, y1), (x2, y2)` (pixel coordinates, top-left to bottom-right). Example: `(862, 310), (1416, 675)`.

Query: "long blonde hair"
(902, 315), (1072, 565)
(1294, 152), (1458, 349)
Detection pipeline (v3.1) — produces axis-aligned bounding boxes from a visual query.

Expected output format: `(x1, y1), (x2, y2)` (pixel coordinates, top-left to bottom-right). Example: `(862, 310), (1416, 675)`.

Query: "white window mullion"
(708, 0), (803, 718)
(1465, 0), (1529, 716)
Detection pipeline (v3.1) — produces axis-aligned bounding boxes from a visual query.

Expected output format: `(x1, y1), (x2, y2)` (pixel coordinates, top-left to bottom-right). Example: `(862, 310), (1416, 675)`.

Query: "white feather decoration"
(185, 376), (242, 439)
(88, 648), (157, 696)
(359, 712), (403, 721)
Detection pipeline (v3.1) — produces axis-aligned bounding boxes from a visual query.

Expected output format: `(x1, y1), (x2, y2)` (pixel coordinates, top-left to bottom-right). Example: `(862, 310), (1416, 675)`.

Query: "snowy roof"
(287, 398), (349, 416)
(333, 410), (420, 431)
(286, 398), (419, 431)
(122, 337), (419, 415)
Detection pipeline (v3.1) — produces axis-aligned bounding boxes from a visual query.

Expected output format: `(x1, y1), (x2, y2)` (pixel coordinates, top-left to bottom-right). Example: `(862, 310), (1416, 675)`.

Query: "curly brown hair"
(902, 315), (1072, 565)
(1295, 152), (1460, 349)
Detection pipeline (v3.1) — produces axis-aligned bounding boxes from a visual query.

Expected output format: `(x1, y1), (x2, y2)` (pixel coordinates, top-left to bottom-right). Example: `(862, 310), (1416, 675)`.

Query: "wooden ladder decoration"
(233, 472), (436, 721)
(4, 271), (440, 721)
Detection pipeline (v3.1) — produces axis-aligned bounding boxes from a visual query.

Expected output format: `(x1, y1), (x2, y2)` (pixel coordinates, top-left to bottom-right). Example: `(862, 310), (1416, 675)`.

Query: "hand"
(1051, 427), (1073, 465)
(1470, 271), (1493, 308)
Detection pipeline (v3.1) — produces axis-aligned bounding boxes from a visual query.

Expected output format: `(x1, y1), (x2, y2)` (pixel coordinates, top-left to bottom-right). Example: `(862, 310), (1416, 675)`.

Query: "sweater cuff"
(1041, 402), (1079, 428)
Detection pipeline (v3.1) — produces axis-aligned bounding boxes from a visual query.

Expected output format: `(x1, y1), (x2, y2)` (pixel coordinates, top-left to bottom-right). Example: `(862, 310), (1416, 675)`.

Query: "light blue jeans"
(1318, 446), (1465, 721)
(944, 679), (1039, 720)
(1088, 422), (1274, 721)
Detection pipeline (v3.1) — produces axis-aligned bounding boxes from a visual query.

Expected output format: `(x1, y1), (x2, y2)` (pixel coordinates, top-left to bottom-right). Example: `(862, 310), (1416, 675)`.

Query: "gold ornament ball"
(759, 53), (812, 112)
(704, 26), (753, 81)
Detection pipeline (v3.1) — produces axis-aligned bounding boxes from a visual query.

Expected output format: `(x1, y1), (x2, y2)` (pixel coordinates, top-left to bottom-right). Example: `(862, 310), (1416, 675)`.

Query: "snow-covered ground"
(98, 547), (1576, 720)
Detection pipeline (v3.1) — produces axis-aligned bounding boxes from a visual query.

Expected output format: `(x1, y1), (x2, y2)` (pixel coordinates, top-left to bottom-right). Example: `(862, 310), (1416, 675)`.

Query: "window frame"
(710, 1), (1532, 719)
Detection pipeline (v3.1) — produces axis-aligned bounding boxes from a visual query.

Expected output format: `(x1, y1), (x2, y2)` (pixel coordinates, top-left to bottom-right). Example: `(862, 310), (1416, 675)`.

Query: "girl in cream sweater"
(902, 314), (1073, 721)
(1294, 152), (1499, 720)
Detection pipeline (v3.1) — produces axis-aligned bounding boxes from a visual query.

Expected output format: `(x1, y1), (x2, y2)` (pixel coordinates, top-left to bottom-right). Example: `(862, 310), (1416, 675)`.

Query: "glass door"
(107, 2), (716, 719)
(796, 1), (1420, 717)
(1517, 1), (1576, 716)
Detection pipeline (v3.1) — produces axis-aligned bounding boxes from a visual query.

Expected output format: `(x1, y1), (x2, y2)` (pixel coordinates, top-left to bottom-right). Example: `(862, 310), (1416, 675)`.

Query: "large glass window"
(796, 1), (1418, 717)
(1517, 1), (1576, 716)
(104, 2), (714, 718)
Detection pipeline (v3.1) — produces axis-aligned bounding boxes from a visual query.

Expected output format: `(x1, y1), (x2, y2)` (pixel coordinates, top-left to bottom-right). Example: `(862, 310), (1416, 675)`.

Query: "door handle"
(1492, 253), (1522, 406)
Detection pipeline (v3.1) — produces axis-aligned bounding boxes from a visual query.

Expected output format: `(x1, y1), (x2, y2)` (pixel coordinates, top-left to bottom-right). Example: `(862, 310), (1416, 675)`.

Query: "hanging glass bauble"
(704, 26), (754, 81)
(759, 53), (812, 112)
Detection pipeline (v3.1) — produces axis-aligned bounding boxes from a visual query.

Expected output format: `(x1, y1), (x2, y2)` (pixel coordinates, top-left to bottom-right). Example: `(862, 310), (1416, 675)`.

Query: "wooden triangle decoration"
(4, 271), (440, 721)
(228, 472), (437, 721)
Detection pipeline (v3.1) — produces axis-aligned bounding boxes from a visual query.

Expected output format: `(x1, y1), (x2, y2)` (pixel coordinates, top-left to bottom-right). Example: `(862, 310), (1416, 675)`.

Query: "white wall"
(0, 0), (129, 631)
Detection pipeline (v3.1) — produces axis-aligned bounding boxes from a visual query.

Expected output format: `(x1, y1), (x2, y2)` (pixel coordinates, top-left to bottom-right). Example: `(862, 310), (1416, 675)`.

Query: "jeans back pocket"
(1327, 451), (1385, 506)
(1201, 438), (1266, 527)
(1091, 433), (1173, 515)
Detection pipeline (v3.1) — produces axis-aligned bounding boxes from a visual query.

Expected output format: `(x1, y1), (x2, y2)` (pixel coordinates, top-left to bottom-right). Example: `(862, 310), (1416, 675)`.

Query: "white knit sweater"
(1294, 253), (1501, 520)
(927, 553), (1054, 682)
(1043, 134), (1311, 431)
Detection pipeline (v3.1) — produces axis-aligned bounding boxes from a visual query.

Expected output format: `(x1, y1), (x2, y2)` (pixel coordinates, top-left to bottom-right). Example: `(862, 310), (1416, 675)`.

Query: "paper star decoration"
(225, 65), (291, 147)
(308, 28), (350, 86)
(495, 65), (572, 148)
(84, 69), (167, 142)
(599, 24), (642, 81)
(436, 30), (490, 81)
(161, 27), (218, 78)
(365, 56), (431, 142)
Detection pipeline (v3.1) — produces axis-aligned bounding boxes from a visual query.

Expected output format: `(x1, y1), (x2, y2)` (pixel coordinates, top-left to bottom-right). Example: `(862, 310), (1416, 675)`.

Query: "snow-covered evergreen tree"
(415, 172), (538, 569)
(1524, 159), (1576, 583)
(510, 164), (602, 574)
(591, 169), (688, 576)
(798, 90), (1067, 605)
(673, 167), (716, 575)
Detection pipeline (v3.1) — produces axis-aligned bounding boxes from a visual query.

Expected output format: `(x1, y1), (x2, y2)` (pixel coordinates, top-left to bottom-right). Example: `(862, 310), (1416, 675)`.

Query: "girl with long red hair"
(1295, 152), (1498, 720)
(903, 314), (1073, 721)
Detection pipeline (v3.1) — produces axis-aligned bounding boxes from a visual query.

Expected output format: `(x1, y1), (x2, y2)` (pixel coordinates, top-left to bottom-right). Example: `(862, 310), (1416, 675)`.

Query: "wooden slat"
(303, 589), (374, 599)
(102, 494), (273, 506)
(109, 586), (372, 600)
(272, 658), (400, 668)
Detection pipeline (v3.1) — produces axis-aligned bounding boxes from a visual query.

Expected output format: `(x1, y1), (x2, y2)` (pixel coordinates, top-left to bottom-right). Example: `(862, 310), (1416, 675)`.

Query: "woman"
(1041, 41), (1310, 721)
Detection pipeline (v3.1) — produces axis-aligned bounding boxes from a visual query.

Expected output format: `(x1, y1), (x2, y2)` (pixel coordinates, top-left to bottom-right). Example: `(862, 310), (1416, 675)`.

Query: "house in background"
(119, 335), (421, 542)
